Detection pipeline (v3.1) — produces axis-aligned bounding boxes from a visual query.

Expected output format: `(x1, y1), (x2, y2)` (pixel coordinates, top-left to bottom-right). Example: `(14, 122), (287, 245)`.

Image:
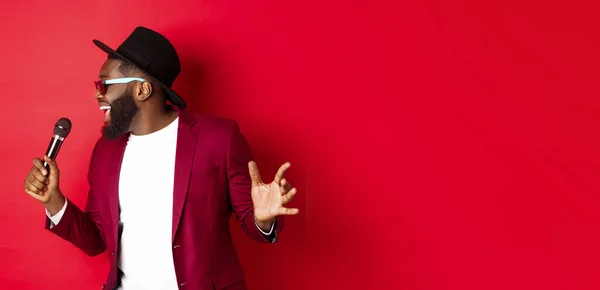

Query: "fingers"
(282, 187), (297, 205)
(25, 175), (47, 197)
(277, 207), (299, 216)
(274, 162), (291, 185)
(25, 183), (47, 196)
(280, 178), (296, 205)
(25, 188), (45, 202)
(248, 161), (262, 187)
(27, 174), (47, 192)
(280, 178), (292, 194)
(25, 157), (56, 203)
(25, 162), (49, 191)
(25, 158), (51, 198)
(30, 165), (49, 184)
(32, 158), (48, 176)
(25, 180), (45, 194)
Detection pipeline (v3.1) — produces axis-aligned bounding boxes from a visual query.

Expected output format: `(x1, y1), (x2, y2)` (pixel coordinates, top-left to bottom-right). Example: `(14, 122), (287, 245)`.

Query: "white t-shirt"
(116, 117), (180, 289)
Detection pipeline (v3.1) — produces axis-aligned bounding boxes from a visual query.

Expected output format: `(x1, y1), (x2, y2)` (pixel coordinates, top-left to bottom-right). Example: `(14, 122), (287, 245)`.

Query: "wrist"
(44, 192), (65, 216)
(254, 215), (275, 232)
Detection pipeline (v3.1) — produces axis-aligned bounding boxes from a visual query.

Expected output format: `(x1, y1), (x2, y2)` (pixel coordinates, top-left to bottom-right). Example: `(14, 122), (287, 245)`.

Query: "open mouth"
(100, 105), (111, 120)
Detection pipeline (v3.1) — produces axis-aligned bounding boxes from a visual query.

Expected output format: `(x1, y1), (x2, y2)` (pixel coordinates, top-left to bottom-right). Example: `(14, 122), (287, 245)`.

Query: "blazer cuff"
(255, 219), (276, 235)
(45, 199), (68, 228)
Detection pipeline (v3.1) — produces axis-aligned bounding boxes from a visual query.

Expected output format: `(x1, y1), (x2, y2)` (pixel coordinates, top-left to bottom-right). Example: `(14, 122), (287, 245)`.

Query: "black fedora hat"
(93, 26), (186, 109)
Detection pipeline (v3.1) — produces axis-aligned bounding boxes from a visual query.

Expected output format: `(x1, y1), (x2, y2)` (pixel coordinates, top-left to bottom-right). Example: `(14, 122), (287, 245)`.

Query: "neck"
(130, 105), (178, 136)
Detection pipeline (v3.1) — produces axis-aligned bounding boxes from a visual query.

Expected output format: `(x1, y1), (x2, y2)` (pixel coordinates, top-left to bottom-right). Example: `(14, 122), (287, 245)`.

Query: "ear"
(135, 81), (153, 101)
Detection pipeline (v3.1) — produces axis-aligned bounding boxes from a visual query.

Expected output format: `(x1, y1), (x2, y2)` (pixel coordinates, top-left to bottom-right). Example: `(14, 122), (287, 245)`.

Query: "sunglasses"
(94, 77), (147, 95)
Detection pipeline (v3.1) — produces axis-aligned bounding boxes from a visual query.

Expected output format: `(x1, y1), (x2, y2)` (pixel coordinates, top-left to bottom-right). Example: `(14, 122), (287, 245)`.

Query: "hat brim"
(93, 39), (187, 109)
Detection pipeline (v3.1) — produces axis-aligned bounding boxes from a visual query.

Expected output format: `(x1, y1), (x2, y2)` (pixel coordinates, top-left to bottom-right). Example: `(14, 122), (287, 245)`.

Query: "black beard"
(101, 91), (139, 139)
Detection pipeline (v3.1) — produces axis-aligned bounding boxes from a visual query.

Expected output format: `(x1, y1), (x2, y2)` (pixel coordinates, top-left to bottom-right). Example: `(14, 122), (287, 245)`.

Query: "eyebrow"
(98, 74), (110, 79)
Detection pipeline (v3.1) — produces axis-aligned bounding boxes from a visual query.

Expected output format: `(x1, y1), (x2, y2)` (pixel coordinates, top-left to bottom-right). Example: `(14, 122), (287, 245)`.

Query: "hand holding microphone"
(24, 118), (71, 215)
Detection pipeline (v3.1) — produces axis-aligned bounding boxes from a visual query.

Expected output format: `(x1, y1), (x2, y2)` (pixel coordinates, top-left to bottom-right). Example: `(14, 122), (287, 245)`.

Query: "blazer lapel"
(172, 110), (199, 241)
(106, 133), (129, 243)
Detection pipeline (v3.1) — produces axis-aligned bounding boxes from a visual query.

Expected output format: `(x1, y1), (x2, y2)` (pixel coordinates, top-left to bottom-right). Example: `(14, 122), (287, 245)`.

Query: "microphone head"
(53, 118), (72, 138)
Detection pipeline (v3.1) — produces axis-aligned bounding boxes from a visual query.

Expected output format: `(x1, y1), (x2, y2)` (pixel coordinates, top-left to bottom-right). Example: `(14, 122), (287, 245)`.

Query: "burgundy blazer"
(45, 109), (284, 290)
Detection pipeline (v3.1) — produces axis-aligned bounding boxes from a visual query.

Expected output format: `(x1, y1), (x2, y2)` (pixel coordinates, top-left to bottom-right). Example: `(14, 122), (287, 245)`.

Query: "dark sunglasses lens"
(95, 81), (106, 94)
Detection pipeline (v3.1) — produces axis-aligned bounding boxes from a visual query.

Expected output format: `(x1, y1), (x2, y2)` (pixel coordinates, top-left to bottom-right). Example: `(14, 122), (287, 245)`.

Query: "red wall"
(1, 0), (599, 289)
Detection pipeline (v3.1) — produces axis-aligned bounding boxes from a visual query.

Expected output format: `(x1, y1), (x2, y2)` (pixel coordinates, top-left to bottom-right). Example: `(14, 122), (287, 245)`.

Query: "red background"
(1, 0), (599, 289)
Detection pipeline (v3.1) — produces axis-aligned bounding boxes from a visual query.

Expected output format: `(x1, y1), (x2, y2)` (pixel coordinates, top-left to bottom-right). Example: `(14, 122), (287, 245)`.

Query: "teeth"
(100, 106), (111, 110)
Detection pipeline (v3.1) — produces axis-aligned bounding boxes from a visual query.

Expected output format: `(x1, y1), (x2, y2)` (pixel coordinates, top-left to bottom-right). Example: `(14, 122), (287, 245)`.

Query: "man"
(23, 26), (299, 290)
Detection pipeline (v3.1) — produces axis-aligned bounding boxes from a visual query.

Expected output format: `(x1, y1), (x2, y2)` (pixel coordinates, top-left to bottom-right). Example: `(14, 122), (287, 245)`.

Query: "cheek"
(105, 92), (121, 104)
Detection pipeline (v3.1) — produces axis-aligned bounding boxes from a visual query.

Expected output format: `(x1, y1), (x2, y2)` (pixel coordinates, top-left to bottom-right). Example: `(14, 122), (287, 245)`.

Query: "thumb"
(44, 156), (59, 181)
(248, 161), (262, 187)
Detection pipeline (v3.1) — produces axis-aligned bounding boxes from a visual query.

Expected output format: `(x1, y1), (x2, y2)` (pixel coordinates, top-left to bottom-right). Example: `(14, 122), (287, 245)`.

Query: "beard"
(101, 91), (139, 140)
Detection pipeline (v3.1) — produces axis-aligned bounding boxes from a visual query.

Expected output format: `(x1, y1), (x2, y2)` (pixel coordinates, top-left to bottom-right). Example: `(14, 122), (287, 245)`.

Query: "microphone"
(43, 118), (72, 173)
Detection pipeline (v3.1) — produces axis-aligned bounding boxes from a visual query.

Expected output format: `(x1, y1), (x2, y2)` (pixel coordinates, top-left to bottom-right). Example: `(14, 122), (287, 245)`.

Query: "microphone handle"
(43, 135), (64, 173)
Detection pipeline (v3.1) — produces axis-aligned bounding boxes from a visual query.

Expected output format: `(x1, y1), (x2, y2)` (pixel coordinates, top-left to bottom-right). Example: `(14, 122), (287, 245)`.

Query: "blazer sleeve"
(226, 120), (284, 243)
(45, 139), (107, 256)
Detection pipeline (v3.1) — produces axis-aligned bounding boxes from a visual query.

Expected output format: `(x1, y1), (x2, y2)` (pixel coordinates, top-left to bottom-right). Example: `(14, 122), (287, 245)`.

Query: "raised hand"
(249, 161), (299, 230)
(24, 156), (65, 215)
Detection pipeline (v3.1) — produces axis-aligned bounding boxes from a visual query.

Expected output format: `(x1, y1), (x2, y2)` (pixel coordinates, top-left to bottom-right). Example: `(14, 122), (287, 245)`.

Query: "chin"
(101, 125), (126, 140)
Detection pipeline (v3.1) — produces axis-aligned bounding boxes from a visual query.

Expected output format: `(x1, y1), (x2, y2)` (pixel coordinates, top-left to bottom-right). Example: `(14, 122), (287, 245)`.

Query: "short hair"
(107, 54), (138, 76)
